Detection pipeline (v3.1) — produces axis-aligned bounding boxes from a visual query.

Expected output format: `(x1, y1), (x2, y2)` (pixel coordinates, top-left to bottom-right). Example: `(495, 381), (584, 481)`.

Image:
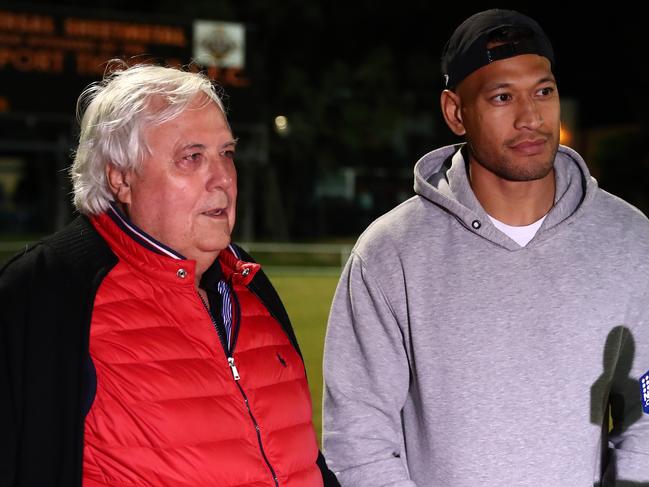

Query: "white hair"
(70, 62), (227, 215)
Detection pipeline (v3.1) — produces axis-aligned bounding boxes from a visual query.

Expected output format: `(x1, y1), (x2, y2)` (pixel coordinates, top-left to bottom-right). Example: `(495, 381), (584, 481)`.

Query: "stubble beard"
(469, 139), (559, 183)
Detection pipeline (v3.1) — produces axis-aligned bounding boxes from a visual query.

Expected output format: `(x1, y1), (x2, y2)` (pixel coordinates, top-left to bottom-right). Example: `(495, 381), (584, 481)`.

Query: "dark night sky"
(314, 2), (648, 129)
(228, 1), (649, 129)
(5, 0), (647, 130)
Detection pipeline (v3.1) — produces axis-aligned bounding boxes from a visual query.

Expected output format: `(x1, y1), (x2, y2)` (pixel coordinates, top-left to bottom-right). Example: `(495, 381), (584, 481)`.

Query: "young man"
(323, 9), (649, 486)
(0, 64), (337, 486)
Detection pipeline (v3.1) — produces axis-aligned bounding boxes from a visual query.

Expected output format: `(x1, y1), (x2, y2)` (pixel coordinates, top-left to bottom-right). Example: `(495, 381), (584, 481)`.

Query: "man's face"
(116, 96), (237, 262)
(455, 54), (560, 182)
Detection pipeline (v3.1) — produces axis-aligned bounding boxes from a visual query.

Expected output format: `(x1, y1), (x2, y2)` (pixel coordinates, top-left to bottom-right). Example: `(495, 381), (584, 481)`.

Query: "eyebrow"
(221, 138), (238, 150)
(178, 139), (238, 152)
(483, 76), (557, 92)
(180, 143), (206, 152)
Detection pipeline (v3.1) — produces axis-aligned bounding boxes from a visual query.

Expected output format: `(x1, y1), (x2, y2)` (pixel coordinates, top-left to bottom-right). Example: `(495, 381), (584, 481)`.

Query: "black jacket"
(0, 216), (338, 486)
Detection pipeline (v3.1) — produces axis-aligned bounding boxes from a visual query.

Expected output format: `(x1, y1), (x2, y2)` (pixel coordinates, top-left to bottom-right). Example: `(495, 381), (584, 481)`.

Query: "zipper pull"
(228, 357), (240, 381)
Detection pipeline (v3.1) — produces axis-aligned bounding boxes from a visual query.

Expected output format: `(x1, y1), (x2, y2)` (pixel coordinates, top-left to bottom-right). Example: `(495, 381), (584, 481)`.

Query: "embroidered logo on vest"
(277, 353), (287, 367)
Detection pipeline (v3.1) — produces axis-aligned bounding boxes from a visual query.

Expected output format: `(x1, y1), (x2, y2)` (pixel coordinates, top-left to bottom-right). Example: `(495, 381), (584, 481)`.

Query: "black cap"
(441, 9), (554, 89)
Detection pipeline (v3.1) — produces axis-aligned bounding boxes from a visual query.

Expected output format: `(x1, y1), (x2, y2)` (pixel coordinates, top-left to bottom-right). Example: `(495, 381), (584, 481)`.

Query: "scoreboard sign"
(0, 6), (248, 115)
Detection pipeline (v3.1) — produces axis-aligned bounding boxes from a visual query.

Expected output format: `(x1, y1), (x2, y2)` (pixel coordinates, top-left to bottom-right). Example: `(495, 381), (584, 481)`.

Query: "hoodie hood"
(413, 143), (598, 250)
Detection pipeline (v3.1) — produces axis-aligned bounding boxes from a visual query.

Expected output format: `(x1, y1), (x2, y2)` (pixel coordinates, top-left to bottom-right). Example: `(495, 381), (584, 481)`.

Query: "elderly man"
(0, 64), (337, 486)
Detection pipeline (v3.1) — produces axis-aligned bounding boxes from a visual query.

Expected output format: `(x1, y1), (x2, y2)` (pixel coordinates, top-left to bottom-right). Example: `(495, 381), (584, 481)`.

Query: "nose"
(514, 96), (543, 131)
(206, 156), (236, 192)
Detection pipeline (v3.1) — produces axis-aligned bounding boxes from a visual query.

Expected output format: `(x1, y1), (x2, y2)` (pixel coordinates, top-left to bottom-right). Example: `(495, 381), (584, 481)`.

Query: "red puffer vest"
(82, 213), (322, 486)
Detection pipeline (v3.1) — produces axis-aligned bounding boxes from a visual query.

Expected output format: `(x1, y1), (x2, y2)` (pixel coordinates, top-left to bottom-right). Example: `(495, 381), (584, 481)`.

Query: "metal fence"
(0, 240), (353, 274)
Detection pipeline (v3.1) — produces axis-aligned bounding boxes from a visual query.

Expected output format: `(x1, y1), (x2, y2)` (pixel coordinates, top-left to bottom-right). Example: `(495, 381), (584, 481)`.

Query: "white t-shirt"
(488, 214), (547, 247)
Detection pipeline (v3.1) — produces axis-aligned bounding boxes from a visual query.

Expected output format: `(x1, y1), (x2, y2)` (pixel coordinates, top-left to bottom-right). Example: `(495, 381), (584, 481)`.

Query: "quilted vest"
(82, 213), (322, 486)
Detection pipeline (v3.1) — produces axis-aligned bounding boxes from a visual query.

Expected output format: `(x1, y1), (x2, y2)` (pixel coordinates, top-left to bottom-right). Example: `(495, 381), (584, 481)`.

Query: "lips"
(510, 138), (546, 156)
(202, 208), (226, 217)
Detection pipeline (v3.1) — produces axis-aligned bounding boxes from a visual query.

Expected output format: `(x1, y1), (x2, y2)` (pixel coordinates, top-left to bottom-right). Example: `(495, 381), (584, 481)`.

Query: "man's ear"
(106, 164), (132, 205)
(440, 89), (466, 136)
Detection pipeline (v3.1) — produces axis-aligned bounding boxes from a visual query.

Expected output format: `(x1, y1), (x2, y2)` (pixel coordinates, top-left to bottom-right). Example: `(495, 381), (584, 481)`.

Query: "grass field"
(266, 269), (340, 444)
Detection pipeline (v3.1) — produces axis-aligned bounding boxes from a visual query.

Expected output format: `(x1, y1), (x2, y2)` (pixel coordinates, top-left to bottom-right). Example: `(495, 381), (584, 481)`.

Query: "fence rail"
(238, 242), (352, 268)
(0, 240), (353, 269)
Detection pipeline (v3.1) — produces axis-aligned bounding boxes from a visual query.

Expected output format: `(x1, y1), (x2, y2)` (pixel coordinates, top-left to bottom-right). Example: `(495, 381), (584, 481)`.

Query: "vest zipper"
(227, 357), (240, 380)
(234, 380), (279, 486)
(198, 290), (280, 486)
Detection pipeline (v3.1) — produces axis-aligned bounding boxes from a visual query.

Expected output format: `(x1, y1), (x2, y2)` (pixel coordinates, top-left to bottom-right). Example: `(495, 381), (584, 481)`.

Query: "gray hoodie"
(323, 144), (649, 486)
